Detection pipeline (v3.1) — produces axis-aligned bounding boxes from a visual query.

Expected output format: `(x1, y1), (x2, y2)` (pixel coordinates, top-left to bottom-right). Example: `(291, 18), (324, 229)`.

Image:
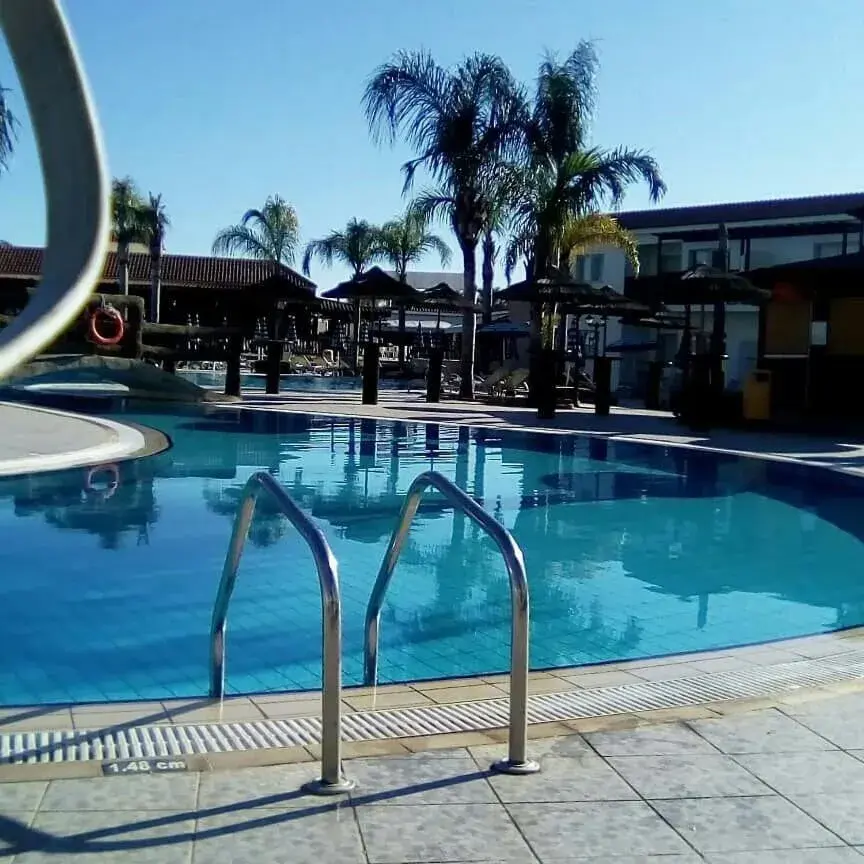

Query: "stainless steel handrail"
(364, 470), (539, 775)
(210, 471), (354, 795)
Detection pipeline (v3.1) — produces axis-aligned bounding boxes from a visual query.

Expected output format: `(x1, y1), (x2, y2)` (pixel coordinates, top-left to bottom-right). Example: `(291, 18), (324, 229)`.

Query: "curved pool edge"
(0, 400), (169, 476)
(224, 394), (864, 481)
(1, 627), (863, 780)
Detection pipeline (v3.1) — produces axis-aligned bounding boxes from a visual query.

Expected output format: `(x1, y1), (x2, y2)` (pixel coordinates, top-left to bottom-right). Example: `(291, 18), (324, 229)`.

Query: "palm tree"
(512, 43), (666, 281)
(378, 209), (451, 282)
(141, 193), (169, 322)
(302, 218), (385, 369)
(301, 217), (383, 279)
(364, 50), (525, 399)
(212, 194), (300, 270)
(378, 209), (451, 365)
(502, 43), (665, 376)
(111, 177), (148, 295)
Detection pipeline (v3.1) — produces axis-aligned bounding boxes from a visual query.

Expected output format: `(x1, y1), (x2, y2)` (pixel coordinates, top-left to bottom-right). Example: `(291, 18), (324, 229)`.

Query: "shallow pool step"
(3, 648), (864, 765)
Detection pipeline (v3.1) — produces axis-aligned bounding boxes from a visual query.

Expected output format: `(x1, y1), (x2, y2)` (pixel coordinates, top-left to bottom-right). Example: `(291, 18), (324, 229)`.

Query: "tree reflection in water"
(0, 460), (159, 550)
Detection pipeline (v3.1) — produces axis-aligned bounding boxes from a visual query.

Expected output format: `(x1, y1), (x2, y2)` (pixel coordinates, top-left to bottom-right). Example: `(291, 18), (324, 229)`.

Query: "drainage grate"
(4, 648), (864, 765)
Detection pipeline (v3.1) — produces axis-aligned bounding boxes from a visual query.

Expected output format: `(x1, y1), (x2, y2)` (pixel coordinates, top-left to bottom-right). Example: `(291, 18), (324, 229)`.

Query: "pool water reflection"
(1, 402), (863, 706)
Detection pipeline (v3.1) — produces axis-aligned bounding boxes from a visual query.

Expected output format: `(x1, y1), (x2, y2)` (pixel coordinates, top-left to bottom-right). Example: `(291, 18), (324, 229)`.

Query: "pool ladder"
(210, 469), (539, 796)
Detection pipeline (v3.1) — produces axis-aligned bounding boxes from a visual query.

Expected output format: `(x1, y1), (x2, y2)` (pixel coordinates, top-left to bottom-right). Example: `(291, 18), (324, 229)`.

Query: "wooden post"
(265, 340), (283, 394)
(225, 334), (242, 397)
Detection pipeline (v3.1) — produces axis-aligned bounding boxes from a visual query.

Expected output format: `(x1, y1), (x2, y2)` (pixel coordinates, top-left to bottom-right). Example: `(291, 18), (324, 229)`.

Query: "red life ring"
(88, 306), (125, 346)
(84, 463), (120, 499)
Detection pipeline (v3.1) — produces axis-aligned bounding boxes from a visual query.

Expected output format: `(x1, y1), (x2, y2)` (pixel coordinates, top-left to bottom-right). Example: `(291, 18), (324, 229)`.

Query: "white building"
(580, 192), (864, 395)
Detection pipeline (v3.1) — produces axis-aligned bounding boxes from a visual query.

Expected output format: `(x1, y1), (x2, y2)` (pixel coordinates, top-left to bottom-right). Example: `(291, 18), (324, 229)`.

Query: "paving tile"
(790, 792), (864, 846)
(690, 708), (836, 753)
(630, 663), (705, 681)
(253, 696), (322, 719)
(685, 656), (756, 674)
(783, 693), (864, 749)
(0, 780), (46, 811)
(487, 750), (638, 804)
(357, 803), (535, 863)
(0, 709), (74, 732)
(71, 709), (170, 730)
(422, 684), (507, 703)
(40, 773), (199, 811)
(653, 796), (843, 854)
(734, 750), (864, 796)
(740, 648), (807, 665)
(0, 812), (38, 855)
(193, 807), (365, 863)
(342, 690), (434, 711)
(586, 722), (717, 756)
(198, 762), (327, 810)
(14, 810), (194, 863)
(704, 851), (864, 863)
(557, 670), (645, 689)
(556, 858), (703, 863)
(164, 701), (265, 723)
(608, 754), (773, 799)
(508, 800), (692, 860)
(347, 754), (495, 805)
(468, 732), (591, 763)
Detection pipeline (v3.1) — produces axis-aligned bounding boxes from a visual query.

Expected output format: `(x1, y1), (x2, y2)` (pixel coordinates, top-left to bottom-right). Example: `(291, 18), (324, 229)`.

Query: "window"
(637, 244), (658, 276)
(572, 253), (604, 281)
(687, 248), (715, 268)
(660, 241), (683, 273)
(814, 241), (844, 259)
(573, 255), (587, 281)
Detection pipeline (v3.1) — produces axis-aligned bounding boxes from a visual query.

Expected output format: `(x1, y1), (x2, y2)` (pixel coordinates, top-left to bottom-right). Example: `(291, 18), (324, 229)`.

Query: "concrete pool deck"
(0, 401), (167, 476)
(5, 695), (864, 861)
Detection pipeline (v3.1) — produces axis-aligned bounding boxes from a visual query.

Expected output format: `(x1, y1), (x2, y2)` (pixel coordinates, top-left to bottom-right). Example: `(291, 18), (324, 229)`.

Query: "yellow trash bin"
(743, 370), (771, 421)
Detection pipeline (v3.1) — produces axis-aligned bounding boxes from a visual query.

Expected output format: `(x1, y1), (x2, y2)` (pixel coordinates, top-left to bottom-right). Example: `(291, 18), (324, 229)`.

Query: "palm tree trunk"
(397, 266), (408, 368)
(118, 240), (129, 296)
(459, 241), (478, 400)
(149, 247), (162, 322)
(353, 300), (362, 372)
(481, 231), (495, 327)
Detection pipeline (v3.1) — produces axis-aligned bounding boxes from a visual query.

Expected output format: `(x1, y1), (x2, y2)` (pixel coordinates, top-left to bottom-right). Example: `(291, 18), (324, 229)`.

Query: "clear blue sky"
(0, 0), (861, 288)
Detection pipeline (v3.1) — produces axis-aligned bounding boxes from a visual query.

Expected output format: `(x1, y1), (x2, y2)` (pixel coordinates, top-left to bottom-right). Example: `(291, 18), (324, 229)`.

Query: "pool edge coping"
(0, 400), (170, 476)
(2, 631), (864, 781)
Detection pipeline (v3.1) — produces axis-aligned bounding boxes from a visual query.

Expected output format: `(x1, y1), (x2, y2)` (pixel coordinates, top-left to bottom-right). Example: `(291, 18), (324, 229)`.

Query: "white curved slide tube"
(0, 0), (109, 380)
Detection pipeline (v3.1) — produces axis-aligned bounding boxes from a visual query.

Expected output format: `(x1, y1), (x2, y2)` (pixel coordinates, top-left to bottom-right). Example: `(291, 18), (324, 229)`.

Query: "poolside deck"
(3, 691), (864, 860)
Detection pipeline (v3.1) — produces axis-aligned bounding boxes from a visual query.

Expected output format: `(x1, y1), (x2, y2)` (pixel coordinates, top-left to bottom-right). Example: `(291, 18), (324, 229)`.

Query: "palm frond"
(111, 176), (149, 244)
(0, 87), (19, 171)
(212, 225), (274, 261)
(213, 195), (299, 267)
(558, 213), (639, 273)
(303, 218), (384, 277)
(363, 50), (452, 150)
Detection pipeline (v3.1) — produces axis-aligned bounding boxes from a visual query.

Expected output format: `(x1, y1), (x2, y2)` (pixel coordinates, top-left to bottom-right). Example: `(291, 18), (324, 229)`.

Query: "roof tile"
(0, 245), (315, 290)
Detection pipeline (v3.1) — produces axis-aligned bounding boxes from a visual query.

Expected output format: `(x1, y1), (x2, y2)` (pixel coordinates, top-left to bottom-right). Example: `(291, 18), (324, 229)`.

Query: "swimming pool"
(2, 402), (864, 707)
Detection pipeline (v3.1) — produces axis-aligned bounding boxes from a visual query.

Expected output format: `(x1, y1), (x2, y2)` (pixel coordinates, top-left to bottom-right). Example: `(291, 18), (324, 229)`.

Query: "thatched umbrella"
(323, 267), (422, 369)
(421, 282), (464, 330)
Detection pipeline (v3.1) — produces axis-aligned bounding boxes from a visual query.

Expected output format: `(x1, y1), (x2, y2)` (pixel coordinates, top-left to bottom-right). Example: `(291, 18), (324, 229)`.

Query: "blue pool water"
(2, 401), (864, 706)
